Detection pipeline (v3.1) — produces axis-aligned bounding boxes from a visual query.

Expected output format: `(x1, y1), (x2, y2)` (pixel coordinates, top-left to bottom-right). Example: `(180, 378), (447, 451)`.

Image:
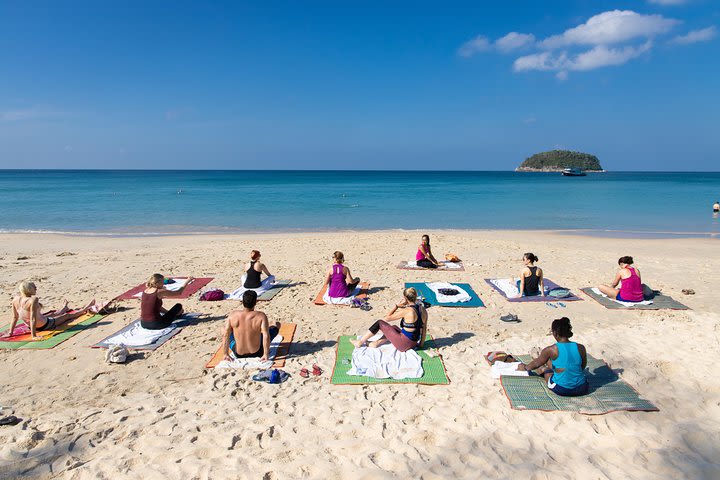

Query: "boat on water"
(561, 168), (587, 177)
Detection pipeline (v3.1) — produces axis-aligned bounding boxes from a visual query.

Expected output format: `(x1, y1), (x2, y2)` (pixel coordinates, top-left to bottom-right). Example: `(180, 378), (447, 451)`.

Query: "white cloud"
(647, 0), (687, 5)
(540, 10), (679, 49)
(459, 32), (535, 57)
(514, 42), (653, 75)
(1, 108), (59, 122)
(495, 32), (536, 52)
(669, 26), (717, 44)
(458, 35), (492, 57)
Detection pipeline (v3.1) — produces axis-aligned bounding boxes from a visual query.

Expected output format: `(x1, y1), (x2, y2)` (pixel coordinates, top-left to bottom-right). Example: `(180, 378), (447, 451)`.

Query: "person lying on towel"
(243, 250), (273, 289)
(516, 317), (589, 397)
(9, 281), (98, 340)
(517, 252), (545, 297)
(323, 251), (360, 298)
(597, 256), (652, 303)
(140, 274), (194, 330)
(416, 234), (441, 269)
(221, 290), (280, 362)
(350, 287), (428, 351)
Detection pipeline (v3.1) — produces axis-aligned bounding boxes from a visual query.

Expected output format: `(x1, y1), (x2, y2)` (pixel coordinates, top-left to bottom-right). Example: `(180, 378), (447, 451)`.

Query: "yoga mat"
(205, 323), (297, 368)
(485, 278), (581, 303)
(500, 354), (658, 414)
(331, 335), (449, 385)
(404, 282), (484, 308)
(580, 288), (689, 310)
(396, 261), (465, 271)
(313, 282), (370, 306)
(0, 314), (104, 350)
(115, 277), (214, 301)
(225, 279), (293, 302)
(91, 318), (195, 351)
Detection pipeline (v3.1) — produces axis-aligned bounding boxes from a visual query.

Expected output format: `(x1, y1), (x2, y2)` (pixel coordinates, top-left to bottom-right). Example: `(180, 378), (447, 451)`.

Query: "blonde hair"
(146, 274), (164, 288)
(403, 287), (418, 303)
(19, 281), (36, 297)
(250, 250), (261, 261)
(333, 251), (345, 263)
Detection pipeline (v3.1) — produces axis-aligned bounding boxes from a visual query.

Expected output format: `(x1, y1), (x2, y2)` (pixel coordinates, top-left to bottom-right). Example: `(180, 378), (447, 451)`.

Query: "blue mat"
(404, 283), (485, 308)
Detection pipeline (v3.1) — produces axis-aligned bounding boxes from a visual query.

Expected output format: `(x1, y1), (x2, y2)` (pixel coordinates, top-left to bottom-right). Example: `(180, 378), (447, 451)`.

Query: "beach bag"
(200, 289), (225, 301)
(445, 253), (461, 263)
(547, 288), (571, 299)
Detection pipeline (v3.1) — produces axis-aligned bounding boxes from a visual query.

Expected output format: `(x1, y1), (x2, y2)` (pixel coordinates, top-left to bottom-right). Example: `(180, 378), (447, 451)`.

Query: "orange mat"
(313, 282), (370, 306)
(205, 322), (297, 369)
(2, 312), (93, 342)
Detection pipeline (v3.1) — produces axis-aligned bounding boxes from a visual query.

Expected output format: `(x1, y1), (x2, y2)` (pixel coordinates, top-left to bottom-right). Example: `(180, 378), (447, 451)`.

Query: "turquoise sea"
(0, 170), (718, 237)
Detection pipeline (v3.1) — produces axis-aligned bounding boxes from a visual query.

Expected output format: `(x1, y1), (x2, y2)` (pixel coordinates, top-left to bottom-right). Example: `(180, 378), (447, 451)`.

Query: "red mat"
(115, 277), (214, 300)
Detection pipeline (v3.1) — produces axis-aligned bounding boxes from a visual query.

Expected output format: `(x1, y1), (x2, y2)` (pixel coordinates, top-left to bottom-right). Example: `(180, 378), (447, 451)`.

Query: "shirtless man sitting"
(221, 290), (280, 362)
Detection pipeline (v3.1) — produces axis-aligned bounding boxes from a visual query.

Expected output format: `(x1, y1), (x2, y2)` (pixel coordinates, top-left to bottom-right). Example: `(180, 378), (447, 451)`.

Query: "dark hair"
(618, 256), (634, 265)
(523, 252), (538, 263)
(250, 250), (261, 261)
(242, 290), (258, 309)
(551, 317), (573, 338)
(422, 234), (430, 244)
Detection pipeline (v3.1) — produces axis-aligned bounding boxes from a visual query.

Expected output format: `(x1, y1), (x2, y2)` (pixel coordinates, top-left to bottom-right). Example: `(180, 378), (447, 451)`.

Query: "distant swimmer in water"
(714, 201), (720, 213)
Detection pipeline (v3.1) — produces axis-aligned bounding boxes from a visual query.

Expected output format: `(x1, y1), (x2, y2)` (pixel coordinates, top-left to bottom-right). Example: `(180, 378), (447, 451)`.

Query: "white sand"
(0, 230), (718, 479)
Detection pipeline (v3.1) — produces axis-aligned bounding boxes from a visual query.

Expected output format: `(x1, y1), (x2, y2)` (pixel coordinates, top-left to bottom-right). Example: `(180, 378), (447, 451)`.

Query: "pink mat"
(115, 277), (214, 300)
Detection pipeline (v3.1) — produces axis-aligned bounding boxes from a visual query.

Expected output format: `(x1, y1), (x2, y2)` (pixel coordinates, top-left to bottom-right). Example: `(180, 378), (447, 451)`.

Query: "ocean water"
(0, 170), (718, 237)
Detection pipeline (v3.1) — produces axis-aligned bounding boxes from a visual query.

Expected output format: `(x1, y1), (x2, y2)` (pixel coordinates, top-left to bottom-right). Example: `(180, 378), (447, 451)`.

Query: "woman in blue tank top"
(517, 317), (589, 396)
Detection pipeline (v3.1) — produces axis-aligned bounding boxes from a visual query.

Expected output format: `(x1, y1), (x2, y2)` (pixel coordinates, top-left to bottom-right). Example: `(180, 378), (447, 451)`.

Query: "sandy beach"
(0, 230), (718, 479)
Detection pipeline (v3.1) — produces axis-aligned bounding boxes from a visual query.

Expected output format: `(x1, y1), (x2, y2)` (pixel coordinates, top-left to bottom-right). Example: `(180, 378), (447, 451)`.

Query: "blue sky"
(1, 0), (718, 171)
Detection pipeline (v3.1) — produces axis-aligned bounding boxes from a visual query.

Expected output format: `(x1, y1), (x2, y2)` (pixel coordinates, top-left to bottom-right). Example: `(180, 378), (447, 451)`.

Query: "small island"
(515, 150), (604, 172)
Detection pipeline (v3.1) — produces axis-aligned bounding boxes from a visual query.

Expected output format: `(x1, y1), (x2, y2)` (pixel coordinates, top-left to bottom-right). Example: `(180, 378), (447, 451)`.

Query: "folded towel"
(591, 287), (653, 307)
(215, 335), (283, 370)
(347, 337), (423, 379)
(323, 285), (361, 305)
(226, 275), (277, 300)
(489, 278), (522, 298)
(426, 282), (472, 303)
(132, 278), (190, 298)
(490, 361), (530, 379)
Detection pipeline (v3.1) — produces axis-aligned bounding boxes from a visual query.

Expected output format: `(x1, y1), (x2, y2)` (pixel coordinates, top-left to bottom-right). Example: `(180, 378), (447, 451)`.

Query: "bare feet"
(82, 299), (96, 312)
(349, 339), (365, 348)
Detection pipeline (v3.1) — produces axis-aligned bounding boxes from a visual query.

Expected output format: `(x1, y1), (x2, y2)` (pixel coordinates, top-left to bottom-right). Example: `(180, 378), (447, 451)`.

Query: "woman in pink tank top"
(323, 251), (360, 298)
(598, 256), (645, 302)
(416, 234), (440, 269)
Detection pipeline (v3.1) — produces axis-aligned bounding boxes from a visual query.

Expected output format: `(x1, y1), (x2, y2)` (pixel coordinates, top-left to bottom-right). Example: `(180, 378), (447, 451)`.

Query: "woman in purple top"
(323, 251), (360, 298)
(598, 256), (647, 302)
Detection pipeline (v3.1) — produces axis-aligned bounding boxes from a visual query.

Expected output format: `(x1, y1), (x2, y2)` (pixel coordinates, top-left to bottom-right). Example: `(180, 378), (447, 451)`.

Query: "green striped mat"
(501, 354), (658, 414)
(0, 314), (104, 350)
(331, 335), (450, 385)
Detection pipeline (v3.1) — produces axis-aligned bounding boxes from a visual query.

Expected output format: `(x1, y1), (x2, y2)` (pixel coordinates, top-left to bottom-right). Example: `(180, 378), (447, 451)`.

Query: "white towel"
(215, 335), (283, 370)
(104, 322), (176, 347)
(347, 337), (423, 379)
(490, 361), (530, 379)
(426, 282), (472, 303)
(489, 278), (522, 298)
(323, 285), (361, 305)
(132, 278), (190, 298)
(591, 287), (653, 307)
(226, 275), (277, 300)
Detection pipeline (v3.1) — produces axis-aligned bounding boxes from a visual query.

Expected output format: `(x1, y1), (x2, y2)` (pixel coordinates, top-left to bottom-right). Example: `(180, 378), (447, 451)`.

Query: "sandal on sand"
(500, 314), (520, 323)
(545, 302), (558, 308)
(682, 289), (695, 295)
(0, 416), (21, 426)
(299, 368), (310, 378)
(312, 364), (323, 376)
(557, 302), (566, 308)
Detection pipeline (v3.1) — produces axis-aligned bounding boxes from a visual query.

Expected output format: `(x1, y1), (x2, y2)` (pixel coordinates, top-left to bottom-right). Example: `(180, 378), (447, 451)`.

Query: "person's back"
(619, 266), (643, 302)
(552, 341), (586, 388)
(228, 308), (267, 355)
(523, 266), (541, 295)
(244, 260), (263, 289)
(328, 263), (349, 297)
